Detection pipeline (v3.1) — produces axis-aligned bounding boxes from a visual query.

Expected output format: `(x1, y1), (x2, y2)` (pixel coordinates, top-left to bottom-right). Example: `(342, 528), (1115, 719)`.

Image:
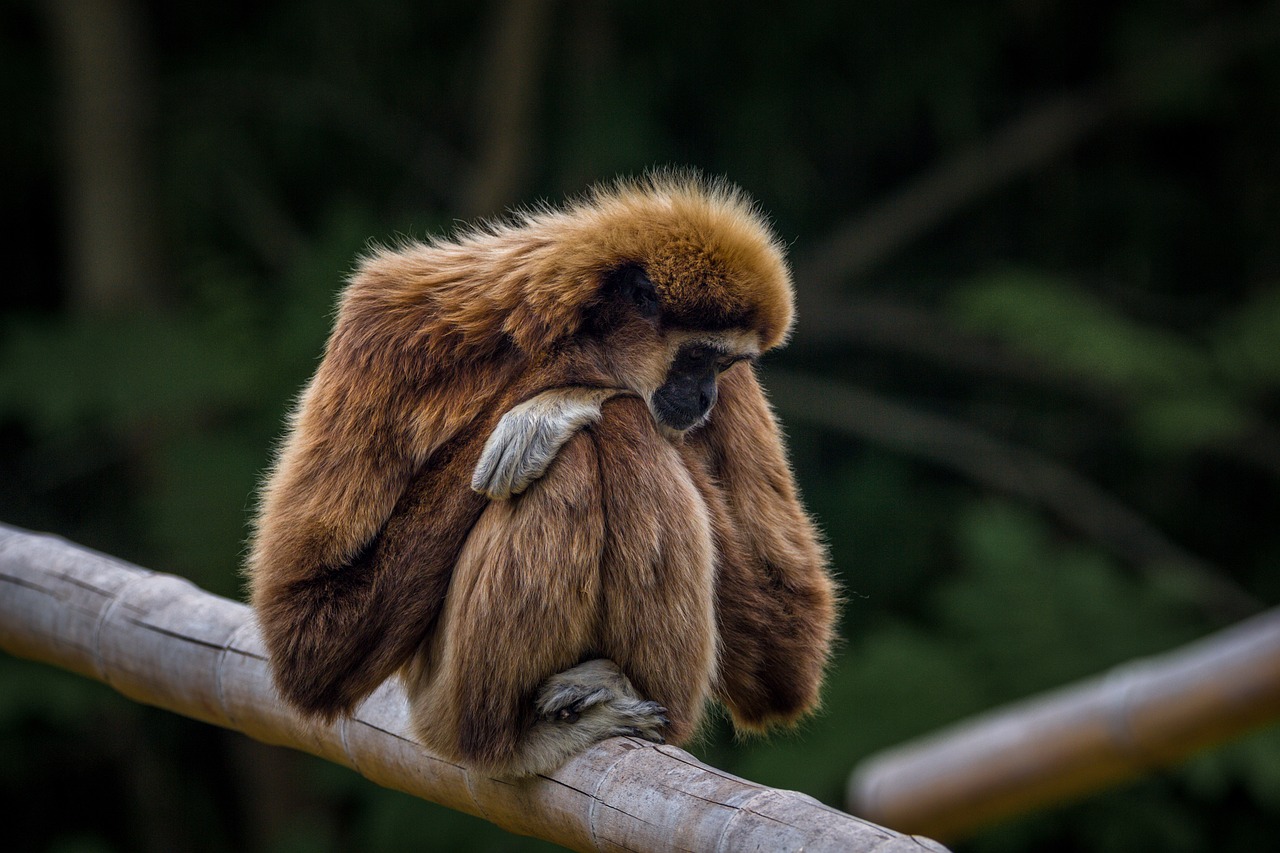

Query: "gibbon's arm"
(248, 301), (506, 718)
(254, 422), (492, 719)
(464, 371), (836, 732)
(684, 364), (838, 730)
(409, 395), (715, 775)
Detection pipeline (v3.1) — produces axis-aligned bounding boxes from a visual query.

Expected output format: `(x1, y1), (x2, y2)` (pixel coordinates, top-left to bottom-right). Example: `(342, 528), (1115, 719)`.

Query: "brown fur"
(247, 172), (836, 776)
(401, 396), (718, 772)
(685, 365), (836, 729)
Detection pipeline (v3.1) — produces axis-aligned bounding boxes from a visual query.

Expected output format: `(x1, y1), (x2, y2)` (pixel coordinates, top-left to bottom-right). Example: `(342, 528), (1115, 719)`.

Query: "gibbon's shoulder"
(339, 172), (796, 358)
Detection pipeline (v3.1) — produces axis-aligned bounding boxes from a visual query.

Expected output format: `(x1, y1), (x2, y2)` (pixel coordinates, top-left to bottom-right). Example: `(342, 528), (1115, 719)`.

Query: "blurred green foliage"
(1, 0), (1278, 851)
(953, 271), (1258, 451)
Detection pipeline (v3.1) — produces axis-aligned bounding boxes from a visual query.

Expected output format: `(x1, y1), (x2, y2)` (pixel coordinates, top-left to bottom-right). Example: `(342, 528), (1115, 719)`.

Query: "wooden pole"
(848, 608), (1280, 840)
(0, 524), (946, 853)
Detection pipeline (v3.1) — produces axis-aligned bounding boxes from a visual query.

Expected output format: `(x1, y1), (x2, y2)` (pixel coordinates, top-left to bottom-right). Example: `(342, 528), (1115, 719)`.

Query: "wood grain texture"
(0, 524), (946, 853)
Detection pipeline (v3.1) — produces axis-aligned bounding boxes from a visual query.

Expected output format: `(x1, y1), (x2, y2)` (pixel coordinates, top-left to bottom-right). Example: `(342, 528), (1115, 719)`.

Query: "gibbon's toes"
(610, 723), (665, 744)
(610, 721), (666, 744)
(532, 658), (669, 748)
(631, 700), (667, 719)
(535, 681), (611, 722)
(600, 695), (669, 744)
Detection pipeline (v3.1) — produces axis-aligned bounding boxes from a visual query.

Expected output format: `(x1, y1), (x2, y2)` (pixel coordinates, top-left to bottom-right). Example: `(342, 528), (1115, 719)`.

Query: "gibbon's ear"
(607, 264), (660, 321)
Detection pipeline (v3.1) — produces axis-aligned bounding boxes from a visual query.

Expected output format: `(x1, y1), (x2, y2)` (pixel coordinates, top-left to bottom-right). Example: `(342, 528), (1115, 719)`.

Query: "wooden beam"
(848, 608), (1280, 840)
(0, 524), (946, 852)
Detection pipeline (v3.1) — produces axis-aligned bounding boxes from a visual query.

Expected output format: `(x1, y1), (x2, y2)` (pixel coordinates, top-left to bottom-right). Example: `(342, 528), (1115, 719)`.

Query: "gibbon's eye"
(612, 264), (658, 320)
(716, 355), (749, 374)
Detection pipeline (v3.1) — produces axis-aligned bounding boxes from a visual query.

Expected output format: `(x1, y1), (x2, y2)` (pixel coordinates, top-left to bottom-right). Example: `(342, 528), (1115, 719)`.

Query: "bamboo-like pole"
(848, 608), (1280, 840)
(0, 524), (946, 853)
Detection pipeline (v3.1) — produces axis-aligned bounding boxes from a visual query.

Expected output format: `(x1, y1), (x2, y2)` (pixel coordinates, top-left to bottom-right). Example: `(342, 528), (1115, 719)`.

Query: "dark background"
(2, 1), (1279, 851)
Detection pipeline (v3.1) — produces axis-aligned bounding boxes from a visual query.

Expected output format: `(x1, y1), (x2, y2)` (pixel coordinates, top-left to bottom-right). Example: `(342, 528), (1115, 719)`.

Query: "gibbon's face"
(651, 337), (753, 430)
(608, 265), (760, 434)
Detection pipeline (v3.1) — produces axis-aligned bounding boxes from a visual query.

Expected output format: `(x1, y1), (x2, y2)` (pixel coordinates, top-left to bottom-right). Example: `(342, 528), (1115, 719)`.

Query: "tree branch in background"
(794, 5), (1280, 296)
(783, 7), (1280, 493)
(795, 295), (1280, 481)
(45, 0), (163, 313)
(798, 293), (1111, 394)
(0, 525), (947, 853)
(460, 0), (556, 218)
(795, 93), (1109, 301)
(766, 369), (1262, 619)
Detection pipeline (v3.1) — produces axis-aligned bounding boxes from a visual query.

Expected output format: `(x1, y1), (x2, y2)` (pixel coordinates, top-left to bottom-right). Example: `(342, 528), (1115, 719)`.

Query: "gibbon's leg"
(591, 396), (719, 746)
(684, 365), (838, 730)
(456, 390), (719, 757)
(403, 424), (670, 778)
(253, 428), (490, 718)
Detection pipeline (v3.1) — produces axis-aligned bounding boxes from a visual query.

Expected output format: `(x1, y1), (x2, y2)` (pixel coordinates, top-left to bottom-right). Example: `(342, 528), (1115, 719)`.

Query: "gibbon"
(247, 172), (837, 777)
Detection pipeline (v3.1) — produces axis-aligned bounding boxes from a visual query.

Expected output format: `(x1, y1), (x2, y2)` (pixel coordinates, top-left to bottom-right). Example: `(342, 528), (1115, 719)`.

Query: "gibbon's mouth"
(656, 409), (709, 432)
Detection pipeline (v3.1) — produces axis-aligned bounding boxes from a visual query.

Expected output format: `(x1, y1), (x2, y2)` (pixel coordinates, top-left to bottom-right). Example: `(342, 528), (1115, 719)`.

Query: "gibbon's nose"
(697, 375), (718, 416)
(653, 376), (717, 431)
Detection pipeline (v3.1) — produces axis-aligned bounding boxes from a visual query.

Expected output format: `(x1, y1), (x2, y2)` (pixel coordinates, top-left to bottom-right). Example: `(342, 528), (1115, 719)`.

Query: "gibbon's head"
(551, 172), (795, 433)
(571, 173), (794, 348)
(346, 171), (795, 434)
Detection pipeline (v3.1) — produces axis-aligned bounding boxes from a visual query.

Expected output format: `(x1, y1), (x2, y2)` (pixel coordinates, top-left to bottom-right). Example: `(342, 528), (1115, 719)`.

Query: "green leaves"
(951, 270), (1277, 452)
(953, 271), (1208, 388)
(0, 312), (262, 440)
(1214, 287), (1280, 391)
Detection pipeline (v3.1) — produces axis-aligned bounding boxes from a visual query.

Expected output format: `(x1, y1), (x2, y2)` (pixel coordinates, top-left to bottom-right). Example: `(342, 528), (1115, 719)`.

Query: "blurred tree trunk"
(44, 11), (317, 852)
(795, 6), (1280, 298)
(46, 0), (163, 313)
(461, 0), (555, 218)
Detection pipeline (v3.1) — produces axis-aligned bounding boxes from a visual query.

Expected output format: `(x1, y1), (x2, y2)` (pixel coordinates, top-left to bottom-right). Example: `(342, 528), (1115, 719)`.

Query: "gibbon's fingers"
(509, 676), (670, 773)
(471, 387), (625, 499)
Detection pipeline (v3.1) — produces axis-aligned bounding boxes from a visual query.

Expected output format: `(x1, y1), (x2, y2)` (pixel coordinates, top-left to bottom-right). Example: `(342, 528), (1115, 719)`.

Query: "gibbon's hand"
(471, 387), (624, 499)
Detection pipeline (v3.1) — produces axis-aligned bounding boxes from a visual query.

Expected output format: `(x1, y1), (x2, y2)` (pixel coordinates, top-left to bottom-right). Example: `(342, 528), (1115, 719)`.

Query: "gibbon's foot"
(494, 660), (669, 777)
(535, 658), (669, 744)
